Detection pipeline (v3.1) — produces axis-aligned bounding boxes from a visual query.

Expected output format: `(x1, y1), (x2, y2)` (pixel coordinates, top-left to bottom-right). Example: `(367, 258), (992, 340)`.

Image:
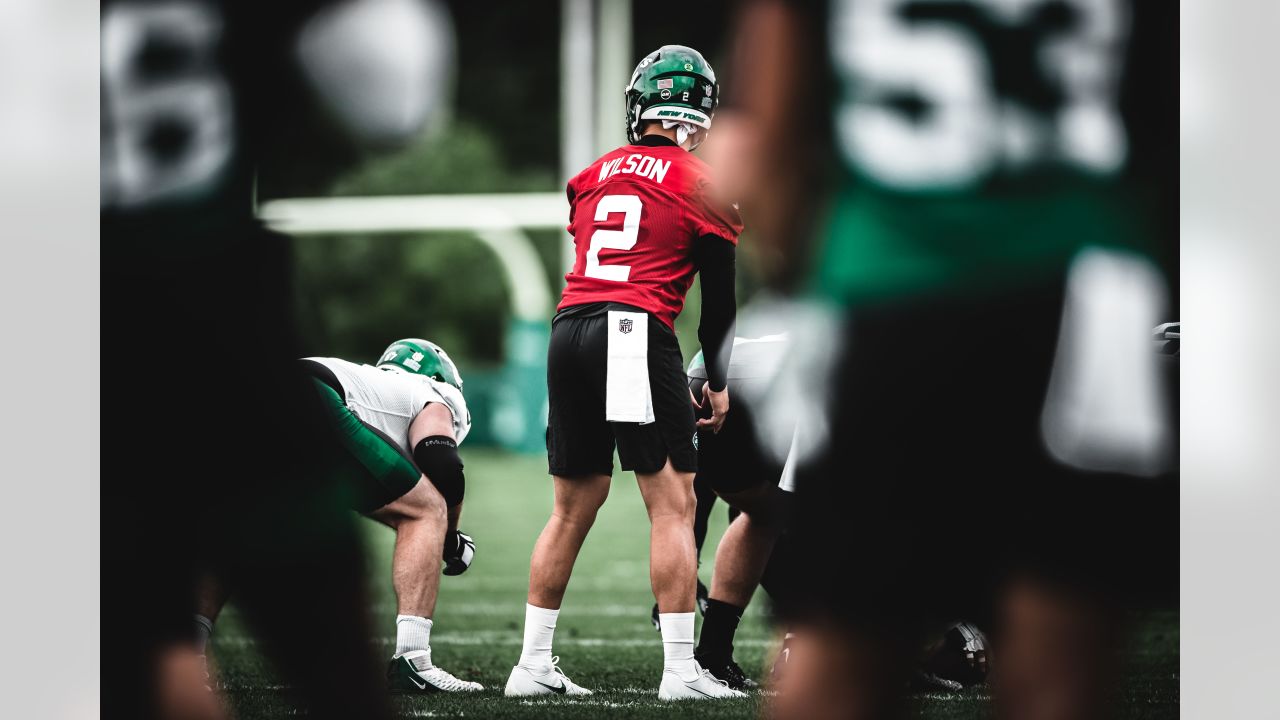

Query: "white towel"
(1040, 247), (1171, 477)
(776, 420), (801, 494)
(661, 119), (701, 147)
(605, 310), (655, 424)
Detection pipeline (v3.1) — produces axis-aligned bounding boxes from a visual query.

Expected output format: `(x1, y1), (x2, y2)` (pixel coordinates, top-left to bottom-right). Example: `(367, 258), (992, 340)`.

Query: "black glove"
(442, 530), (475, 576)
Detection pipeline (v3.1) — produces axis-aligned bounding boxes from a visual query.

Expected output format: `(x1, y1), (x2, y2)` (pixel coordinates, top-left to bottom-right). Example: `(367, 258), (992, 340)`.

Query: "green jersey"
(816, 0), (1166, 300)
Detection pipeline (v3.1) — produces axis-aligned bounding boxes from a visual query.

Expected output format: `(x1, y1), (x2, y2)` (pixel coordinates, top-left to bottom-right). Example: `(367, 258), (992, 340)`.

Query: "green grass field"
(211, 449), (1178, 719)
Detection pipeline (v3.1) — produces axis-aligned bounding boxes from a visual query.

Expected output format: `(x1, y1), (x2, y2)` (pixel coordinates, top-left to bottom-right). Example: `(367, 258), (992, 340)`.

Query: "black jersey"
(812, 0), (1175, 300)
(100, 1), (364, 264)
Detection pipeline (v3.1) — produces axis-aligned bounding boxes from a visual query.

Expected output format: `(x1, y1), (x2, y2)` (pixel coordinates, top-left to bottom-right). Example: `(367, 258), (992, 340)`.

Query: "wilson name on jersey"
(305, 357), (472, 453)
(559, 143), (743, 329)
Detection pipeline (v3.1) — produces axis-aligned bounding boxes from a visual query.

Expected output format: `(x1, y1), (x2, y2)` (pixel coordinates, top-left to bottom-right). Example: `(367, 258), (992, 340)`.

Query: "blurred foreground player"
(685, 333), (995, 696)
(102, 1), (454, 717)
(506, 45), (746, 701)
(683, 336), (993, 695)
(195, 340), (483, 693)
(715, 1), (1177, 718)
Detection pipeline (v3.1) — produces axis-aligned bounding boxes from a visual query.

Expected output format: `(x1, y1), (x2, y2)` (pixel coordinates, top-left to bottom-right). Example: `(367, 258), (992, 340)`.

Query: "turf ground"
(211, 449), (1178, 719)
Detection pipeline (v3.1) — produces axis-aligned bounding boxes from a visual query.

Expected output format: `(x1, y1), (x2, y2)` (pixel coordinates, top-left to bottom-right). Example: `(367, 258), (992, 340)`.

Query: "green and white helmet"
(376, 338), (463, 391)
(625, 45), (718, 148)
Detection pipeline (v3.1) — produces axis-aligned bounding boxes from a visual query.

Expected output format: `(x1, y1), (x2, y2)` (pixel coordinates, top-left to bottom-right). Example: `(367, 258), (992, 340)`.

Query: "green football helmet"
(625, 45), (718, 148)
(376, 338), (463, 391)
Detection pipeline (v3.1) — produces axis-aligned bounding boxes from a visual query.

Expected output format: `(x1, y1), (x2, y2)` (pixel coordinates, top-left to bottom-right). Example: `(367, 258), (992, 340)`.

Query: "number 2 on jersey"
(585, 194), (643, 282)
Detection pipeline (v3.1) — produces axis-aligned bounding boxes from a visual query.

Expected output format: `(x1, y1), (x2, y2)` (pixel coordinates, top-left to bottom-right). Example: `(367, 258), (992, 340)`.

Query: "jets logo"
(619, 318), (634, 334)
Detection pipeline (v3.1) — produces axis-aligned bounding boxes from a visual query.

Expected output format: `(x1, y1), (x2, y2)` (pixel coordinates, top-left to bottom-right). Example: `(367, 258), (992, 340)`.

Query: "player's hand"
(696, 384), (729, 434)
(442, 530), (475, 576)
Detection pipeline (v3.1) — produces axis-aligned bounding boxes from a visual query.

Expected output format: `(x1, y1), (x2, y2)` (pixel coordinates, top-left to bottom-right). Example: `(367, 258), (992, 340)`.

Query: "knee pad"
(413, 435), (465, 506)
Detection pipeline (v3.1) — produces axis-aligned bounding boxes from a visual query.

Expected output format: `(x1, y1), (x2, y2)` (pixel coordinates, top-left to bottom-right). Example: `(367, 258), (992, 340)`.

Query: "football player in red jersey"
(504, 45), (747, 701)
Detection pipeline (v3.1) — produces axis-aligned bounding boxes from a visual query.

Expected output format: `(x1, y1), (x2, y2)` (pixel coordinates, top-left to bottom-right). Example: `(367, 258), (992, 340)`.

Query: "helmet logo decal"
(705, 83), (713, 97)
(659, 89), (671, 100)
(684, 63), (693, 71)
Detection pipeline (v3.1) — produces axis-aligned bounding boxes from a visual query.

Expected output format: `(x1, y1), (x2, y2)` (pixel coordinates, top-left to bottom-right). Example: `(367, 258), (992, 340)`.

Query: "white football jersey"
(305, 357), (471, 454)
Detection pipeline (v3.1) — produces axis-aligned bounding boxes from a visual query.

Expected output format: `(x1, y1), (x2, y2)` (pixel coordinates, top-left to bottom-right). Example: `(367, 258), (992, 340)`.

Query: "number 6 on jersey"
(585, 194), (643, 282)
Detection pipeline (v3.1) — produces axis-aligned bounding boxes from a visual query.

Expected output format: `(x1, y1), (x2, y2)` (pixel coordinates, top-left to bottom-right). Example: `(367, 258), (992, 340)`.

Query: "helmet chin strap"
(661, 119), (704, 149)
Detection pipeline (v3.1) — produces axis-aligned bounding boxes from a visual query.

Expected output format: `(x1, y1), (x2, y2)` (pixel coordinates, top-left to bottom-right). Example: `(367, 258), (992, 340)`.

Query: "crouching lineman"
(505, 45), (746, 701)
(686, 335), (995, 695)
(686, 335), (796, 691)
(195, 339), (483, 693)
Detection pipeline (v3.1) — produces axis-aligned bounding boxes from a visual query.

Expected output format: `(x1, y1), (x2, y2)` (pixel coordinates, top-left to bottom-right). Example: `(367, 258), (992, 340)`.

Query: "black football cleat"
(695, 653), (759, 692)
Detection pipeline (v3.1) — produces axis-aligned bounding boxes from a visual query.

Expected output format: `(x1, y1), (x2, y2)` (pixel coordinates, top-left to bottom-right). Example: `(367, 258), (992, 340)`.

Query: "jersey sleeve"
(687, 176), (745, 244)
(413, 378), (472, 445)
(436, 381), (473, 445)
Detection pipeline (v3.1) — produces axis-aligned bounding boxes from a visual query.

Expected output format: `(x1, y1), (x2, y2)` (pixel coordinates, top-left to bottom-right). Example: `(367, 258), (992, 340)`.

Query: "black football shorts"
(781, 279), (1178, 631)
(546, 303), (697, 476)
(689, 376), (787, 495)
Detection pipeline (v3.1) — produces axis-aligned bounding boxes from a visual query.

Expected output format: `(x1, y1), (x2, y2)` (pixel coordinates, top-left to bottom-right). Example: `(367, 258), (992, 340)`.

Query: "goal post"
(260, 193), (567, 452)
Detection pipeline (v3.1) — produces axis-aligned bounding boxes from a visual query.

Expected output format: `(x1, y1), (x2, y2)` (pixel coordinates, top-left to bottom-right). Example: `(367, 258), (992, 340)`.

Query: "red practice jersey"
(559, 142), (743, 329)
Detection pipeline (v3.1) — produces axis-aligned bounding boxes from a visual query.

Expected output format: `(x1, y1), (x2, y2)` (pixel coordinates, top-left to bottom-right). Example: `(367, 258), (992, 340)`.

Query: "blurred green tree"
(292, 121), (560, 367)
(328, 121), (556, 197)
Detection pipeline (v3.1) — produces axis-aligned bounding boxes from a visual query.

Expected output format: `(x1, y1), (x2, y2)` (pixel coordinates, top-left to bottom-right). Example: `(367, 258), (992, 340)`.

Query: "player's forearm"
(695, 235), (737, 391)
(446, 502), (462, 538)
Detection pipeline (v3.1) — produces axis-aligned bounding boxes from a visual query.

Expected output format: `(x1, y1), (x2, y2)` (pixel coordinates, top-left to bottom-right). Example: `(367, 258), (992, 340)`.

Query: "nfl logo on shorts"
(619, 318), (633, 334)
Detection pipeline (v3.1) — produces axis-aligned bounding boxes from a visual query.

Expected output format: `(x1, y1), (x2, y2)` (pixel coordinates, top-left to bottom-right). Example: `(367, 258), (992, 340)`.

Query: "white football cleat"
(387, 649), (483, 693)
(658, 664), (749, 700)
(504, 656), (593, 697)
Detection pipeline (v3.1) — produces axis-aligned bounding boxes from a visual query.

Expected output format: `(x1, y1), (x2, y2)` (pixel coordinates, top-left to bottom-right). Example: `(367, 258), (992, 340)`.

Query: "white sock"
(659, 612), (698, 680)
(517, 603), (559, 670)
(395, 615), (433, 658)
